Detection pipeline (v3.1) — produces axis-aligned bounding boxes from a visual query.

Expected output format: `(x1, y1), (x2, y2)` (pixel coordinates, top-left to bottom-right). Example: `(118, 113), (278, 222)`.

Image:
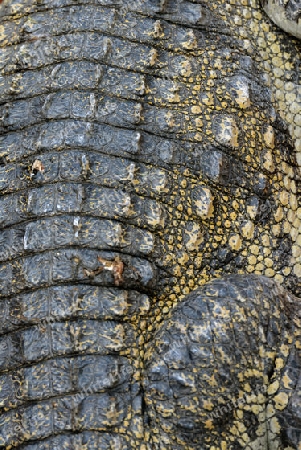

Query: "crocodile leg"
(144, 274), (301, 449)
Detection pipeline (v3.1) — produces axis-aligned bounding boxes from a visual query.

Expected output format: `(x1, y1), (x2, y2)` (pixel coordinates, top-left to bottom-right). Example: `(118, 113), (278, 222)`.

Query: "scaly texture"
(144, 274), (301, 449)
(261, 0), (301, 39)
(0, 0), (300, 449)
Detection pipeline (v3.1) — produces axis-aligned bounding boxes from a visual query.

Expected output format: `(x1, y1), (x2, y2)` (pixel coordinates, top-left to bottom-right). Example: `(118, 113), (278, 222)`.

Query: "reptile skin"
(261, 0), (301, 39)
(0, 0), (300, 449)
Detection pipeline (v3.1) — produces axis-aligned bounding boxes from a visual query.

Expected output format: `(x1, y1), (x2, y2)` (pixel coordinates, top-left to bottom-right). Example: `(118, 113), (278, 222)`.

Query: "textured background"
(0, 0), (300, 448)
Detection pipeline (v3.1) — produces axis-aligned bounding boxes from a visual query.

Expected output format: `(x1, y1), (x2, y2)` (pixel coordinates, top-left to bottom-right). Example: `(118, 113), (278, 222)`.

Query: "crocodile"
(0, 0), (300, 448)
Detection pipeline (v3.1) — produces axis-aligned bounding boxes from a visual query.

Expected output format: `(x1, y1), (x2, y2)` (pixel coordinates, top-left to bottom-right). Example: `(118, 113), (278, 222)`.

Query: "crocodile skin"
(261, 0), (301, 38)
(0, 0), (300, 449)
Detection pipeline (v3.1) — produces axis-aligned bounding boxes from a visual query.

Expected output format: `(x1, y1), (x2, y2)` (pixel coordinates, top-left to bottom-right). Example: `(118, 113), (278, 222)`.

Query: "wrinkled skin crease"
(0, 0), (300, 449)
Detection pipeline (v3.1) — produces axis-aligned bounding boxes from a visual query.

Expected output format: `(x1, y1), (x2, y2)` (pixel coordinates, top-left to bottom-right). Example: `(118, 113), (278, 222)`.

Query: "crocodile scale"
(261, 0), (301, 39)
